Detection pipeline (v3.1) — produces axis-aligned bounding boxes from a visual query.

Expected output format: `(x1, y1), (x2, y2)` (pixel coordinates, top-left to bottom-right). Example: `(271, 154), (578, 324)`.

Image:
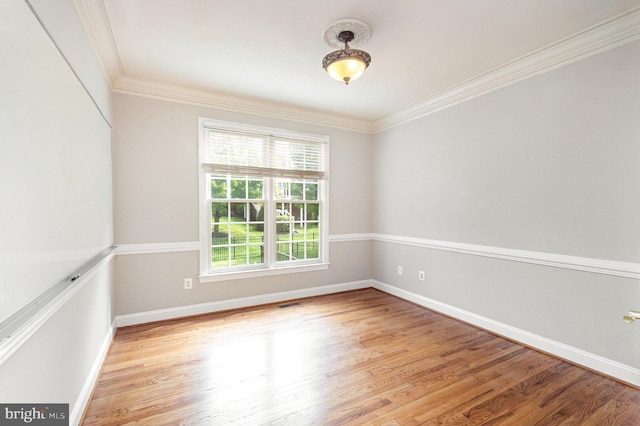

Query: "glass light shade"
(322, 48), (371, 85)
(326, 58), (366, 84)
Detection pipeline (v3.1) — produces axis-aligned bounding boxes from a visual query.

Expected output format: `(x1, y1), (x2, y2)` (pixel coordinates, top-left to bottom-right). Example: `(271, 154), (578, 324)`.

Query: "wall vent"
(278, 302), (301, 309)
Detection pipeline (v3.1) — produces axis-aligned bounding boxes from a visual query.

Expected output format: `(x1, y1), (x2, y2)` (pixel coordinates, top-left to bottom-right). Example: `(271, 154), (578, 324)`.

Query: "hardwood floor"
(81, 289), (640, 425)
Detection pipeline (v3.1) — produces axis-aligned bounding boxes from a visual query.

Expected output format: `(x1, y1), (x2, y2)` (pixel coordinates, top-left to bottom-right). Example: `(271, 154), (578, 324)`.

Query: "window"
(199, 118), (329, 281)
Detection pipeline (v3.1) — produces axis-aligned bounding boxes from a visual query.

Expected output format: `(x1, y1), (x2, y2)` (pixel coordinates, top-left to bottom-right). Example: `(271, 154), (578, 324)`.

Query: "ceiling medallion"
(322, 18), (372, 85)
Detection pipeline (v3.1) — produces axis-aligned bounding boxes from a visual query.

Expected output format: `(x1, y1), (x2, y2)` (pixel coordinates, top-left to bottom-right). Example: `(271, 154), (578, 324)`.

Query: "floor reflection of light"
(200, 333), (269, 421)
(199, 314), (333, 423)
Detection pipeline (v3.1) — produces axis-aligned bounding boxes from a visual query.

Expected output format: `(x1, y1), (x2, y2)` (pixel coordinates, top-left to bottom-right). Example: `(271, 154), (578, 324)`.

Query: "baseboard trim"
(112, 278), (639, 387)
(372, 280), (640, 387)
(115, 280), (372, 327)
(70, 319), (116, 426)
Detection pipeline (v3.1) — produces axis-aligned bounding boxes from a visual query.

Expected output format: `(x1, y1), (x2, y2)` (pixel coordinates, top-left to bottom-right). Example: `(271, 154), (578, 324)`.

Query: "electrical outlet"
(418, 271), (425, 282)
(184, 278), (193, 289)
(397, 266), (403, 276)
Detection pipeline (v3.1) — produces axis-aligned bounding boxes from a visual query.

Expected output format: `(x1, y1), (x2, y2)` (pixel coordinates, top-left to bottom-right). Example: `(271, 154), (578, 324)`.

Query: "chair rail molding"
(372, 234), (640, 279)
(372, 233), (640, 280)
(115, 234), (640, 279)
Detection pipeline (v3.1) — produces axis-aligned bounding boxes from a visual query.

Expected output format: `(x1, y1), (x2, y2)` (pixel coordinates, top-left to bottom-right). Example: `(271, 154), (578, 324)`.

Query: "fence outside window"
(212, 234), (318, 264)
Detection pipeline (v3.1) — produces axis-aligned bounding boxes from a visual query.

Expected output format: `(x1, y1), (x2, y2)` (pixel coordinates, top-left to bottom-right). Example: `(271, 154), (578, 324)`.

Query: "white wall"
(112, 93), (373, 316)
(0, 1), (115, 424)
(0, 262), (115, 422)
(25, 0), (112, 124)
(372, 39), (640, 380)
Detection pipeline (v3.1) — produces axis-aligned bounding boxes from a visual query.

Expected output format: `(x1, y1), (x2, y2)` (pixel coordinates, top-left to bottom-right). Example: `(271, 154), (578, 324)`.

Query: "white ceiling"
(79, 0), (640, 131)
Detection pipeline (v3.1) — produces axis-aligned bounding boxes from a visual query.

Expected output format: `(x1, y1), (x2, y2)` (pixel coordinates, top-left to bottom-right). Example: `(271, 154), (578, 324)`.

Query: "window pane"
(247, 243), (264, 265)
(274, 179), (307, 201)
(211, 177), (227, 198)
(212, 202), (229, 214)
(276, 203), (292, 234)
(305, 182), (318, 201)
(276, 240), (291, 261)
(211, 223), (229, 242)
(248, 232), (264, 245)
(248, 179), (263, 199)
(290, 181), (304, 200)
(230, 177), (247, 199)
(249, 202), (264, 224)
(303, 224), (320, 241)
(212, 246), (229, 268)
(229, 245), (248, 266)
(211, 203), (229, 230)
(292, 203), (304, 223)
(306, 241), (319, 259)
(276, 202), (291, 218)
(230, 202), (248, 221)
(230, 223), (248, 244)
(274, 180), (289, 199)
(306, 203), (319, 220)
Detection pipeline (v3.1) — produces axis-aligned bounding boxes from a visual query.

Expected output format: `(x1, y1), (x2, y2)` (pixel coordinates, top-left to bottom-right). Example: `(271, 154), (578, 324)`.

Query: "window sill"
(199, 262), (330, 283)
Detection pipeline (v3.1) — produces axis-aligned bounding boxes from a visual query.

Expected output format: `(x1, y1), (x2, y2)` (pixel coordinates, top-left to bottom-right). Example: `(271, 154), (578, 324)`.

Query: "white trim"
(113, 236), (369, 257)
(116, 241), (200, 255)
(0, 250), (116, 366)
(372, 233), (640, 280)
(199, 262), (330, 283)
(115, 279), (372, 327)
(329, 233), (375, 243)
(71, 0), (122, 86)
(114, 75), (373, 133)
(372, 7), (640, 132)
(70, 319), (116, 426)
(113, 234), (640, 279)
(198, 118), (210, 275)
(372, 280), (640, 387)
(77, 3), (640, 133)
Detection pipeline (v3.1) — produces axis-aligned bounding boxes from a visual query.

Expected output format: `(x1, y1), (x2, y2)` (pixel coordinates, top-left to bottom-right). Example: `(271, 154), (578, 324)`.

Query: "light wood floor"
(81, 289), (640, 425)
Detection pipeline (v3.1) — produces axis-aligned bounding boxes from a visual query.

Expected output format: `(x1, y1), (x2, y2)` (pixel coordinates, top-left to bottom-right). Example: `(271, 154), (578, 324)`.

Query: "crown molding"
(76, 1), (640, 134)
(72, 0), (122, 86)
(372, 7), (640, 133)
(113, 75), (374, 133)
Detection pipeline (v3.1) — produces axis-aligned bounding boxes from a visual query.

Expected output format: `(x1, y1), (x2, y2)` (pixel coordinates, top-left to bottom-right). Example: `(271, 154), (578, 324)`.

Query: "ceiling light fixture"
(322, 18), (372, 85)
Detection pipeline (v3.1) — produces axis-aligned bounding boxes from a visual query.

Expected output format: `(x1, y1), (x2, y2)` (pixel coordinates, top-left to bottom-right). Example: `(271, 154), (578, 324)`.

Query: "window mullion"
(264, 176), (275, 268)
(206, 174), (214, 273)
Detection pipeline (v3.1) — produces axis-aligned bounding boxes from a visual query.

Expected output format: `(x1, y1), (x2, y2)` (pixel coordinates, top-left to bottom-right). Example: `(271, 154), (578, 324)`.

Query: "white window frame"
(198, 118), (330, 283)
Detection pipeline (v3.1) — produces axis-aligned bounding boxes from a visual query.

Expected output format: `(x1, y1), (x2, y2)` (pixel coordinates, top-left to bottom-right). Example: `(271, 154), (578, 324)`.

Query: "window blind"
(201, 127), (328, 180)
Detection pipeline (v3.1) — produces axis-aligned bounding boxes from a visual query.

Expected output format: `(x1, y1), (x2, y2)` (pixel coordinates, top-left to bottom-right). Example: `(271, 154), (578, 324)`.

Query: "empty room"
(1, 0), (639, 424)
